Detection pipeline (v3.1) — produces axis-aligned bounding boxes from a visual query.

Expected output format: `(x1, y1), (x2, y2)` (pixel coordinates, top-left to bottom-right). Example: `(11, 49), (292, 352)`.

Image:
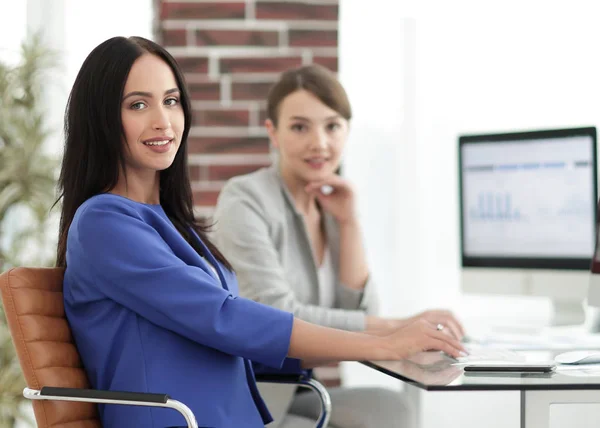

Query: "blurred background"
(1, 1), (600, 427)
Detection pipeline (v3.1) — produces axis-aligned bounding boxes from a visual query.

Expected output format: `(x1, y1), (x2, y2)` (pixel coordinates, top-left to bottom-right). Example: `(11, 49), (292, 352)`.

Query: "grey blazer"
(212, 165), (379, 425)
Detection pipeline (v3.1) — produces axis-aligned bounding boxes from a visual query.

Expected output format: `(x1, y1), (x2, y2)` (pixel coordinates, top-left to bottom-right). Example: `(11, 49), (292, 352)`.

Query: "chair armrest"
(40, 386), (169, 403)
(24, 387), (198, 428)
(255, 373), (305, 383)
(255, 376), (331, 428)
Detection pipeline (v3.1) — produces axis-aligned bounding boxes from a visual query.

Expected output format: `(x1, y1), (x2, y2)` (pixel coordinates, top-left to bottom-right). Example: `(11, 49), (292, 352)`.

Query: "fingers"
(414, 319), (464, 352)
(442, 319), (464, 341)
(446, 313), (466, 338)
(431, 329), (466, 353)
(425, 310), (466, 340)
(425, 327), (467, 360)
(391, 319), (467, 360)
(427, 337), (465, 359)
(304, 176), (349, 194)
(440, 311), (465, 338)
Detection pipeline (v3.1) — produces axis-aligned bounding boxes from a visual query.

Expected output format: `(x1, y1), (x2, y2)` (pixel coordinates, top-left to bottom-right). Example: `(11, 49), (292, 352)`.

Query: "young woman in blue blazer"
(56, 36), (466, 428)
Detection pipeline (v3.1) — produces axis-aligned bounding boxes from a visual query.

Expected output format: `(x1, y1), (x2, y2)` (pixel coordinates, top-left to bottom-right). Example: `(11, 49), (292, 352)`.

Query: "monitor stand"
(550, 299), (600, 334)
(586, 307), (600, 333)
(550, 299), (586, 327)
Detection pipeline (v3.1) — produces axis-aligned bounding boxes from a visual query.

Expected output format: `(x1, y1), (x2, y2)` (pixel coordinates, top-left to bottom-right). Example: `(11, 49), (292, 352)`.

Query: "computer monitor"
(588, 201), (600, 309)
(459, 127), (598, 326)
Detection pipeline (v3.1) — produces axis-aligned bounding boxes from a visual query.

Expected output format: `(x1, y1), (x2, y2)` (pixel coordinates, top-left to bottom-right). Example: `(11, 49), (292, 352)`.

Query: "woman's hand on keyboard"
(384, 319), (468, 360)
(405, 310), (466, 341)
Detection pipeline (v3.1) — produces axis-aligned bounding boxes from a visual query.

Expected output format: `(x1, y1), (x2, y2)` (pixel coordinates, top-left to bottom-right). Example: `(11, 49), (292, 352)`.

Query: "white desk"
(364, 351), (600, 428)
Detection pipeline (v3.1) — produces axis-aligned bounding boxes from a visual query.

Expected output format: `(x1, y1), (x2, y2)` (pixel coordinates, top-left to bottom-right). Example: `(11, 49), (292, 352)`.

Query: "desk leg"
(405, 384), (421, 428)
(521, 390), (600, 428)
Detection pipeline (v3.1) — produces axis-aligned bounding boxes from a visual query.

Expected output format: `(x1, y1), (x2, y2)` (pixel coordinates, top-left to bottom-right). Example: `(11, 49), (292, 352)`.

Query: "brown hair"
(267, 64), (352, 126)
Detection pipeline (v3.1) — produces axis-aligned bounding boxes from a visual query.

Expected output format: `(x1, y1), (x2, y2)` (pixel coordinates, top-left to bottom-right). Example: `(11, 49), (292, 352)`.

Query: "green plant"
(0, 33), (60, 428)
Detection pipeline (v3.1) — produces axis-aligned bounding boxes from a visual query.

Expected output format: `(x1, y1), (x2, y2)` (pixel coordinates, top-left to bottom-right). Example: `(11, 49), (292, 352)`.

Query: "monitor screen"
(459, 127), (597, 270)
(589, 200), (600, 308)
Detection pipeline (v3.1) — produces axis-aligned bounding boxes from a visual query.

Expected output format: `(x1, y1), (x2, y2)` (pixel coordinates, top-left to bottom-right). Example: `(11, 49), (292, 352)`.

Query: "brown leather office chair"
(0, 267), (331, 428)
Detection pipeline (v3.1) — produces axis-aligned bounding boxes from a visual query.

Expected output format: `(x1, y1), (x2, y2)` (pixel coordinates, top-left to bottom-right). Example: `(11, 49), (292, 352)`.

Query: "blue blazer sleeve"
(70, 202), (293, 369)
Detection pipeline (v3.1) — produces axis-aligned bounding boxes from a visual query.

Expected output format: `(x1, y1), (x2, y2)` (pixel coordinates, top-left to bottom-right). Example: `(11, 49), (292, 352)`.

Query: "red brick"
(188, 137), (270, 154)
(188, 165), (201, 181)
(161, 2), (245, 20)
(188, 82), (220, 101)
(174, 57), (209, 74)
(192, 190), (221, 206)
(312, 57), (338, 72)
(162, 29), (187, 46)
(206, 163), (270, 181)
(231, 81), (275, 101)
(256, 2), (338, 20)
(220, 56), (302, 73)
(193, 109), (250, 127)
(289, 30), (337, 47)
(196, 30), (278, 47)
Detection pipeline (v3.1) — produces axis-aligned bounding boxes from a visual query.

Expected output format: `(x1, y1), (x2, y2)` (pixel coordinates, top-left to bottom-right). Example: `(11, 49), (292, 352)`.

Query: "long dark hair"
(55, 36), (231, 270)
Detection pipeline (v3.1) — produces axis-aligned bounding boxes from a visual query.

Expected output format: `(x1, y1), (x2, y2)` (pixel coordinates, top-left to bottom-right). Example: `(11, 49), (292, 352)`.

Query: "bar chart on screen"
(462, 142), (595, 258)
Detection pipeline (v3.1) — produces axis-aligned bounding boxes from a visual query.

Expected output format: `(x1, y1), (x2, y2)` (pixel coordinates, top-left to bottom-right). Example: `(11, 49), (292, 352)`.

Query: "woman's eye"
(131, 102), (146, 110)
(291, 123), (306, 132)
(327, 122), (341, 131)
(165, 97), (179, 106)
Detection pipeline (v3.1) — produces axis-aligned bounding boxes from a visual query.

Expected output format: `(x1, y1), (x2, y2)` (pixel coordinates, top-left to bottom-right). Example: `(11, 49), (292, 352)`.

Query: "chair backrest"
(0, 267), (101, 428)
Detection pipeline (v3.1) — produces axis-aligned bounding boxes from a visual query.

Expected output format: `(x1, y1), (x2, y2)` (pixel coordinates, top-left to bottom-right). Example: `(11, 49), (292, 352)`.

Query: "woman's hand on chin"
(305, 175), (357, 224)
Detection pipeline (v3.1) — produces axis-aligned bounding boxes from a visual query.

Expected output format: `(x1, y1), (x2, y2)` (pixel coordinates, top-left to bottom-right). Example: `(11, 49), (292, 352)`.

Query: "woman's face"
(120, 54), (185, 176)
(267, 89), (349, 184)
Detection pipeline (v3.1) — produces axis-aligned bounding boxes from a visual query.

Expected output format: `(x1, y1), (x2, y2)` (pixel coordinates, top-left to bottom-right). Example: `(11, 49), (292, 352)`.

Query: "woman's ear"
(265, 118), (279, 149)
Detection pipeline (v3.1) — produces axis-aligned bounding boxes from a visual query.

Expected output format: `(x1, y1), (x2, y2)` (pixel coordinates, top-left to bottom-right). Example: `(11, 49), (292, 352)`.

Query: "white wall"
(339, 3), (600, 427)
(61, 0), (154, 97)
(340, 3), (600, 335)
(0, 1), (27, 64)
(415, 14), (600, 317)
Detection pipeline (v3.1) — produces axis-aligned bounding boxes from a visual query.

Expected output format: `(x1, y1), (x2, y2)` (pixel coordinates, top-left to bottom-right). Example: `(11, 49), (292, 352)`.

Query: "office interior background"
(2, 1), (600, 427)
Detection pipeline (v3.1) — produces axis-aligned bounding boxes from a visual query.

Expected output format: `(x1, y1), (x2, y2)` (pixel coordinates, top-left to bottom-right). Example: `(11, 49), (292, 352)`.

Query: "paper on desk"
(469, 332), (600, 351)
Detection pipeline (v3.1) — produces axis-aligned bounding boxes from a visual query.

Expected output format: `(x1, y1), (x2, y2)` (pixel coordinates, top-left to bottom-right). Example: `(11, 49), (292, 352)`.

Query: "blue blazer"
(64, 195), (297, 427)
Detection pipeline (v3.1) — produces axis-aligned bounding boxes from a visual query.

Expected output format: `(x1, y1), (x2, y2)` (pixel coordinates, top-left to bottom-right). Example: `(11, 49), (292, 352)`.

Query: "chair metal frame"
(22, 374), (332, 428)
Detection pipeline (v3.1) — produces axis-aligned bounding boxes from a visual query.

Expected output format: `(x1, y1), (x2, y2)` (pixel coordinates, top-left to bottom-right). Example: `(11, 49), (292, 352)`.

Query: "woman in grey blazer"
(213, 64), (465, 428)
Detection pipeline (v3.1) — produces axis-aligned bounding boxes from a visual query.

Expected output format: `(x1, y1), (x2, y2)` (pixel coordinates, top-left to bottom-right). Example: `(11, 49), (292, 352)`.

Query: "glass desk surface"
(363, 350), (600, 391)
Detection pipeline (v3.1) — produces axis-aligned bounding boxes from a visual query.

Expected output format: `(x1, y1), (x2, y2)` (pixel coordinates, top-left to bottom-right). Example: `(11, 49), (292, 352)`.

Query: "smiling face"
(120, 53), (185, 177)
(267, 89), (349, 185)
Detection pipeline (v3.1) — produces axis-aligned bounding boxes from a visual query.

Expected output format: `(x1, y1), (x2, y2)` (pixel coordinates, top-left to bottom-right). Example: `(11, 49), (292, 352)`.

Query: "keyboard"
(455, 345), (526, 364)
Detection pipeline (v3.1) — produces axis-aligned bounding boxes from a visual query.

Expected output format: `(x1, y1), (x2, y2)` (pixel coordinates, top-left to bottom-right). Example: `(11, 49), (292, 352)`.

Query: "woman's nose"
(311, 130), (328, 150)
(152, 107), (171, 130)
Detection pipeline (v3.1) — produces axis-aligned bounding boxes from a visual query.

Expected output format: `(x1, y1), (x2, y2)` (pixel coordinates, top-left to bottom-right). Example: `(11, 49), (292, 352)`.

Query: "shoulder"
(71, 194), (165, 242)
(68, 195), (171, 261)
(79, 193), (139, 210)
(216, 166), (283, 214)
(219, 167), (278, 199)
(74, 194), (142, 225)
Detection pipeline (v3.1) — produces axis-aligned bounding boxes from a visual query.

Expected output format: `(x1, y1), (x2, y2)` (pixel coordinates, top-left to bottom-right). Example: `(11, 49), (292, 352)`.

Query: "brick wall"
(157, 0), (339, 218)
(157, 0), (341, 387)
